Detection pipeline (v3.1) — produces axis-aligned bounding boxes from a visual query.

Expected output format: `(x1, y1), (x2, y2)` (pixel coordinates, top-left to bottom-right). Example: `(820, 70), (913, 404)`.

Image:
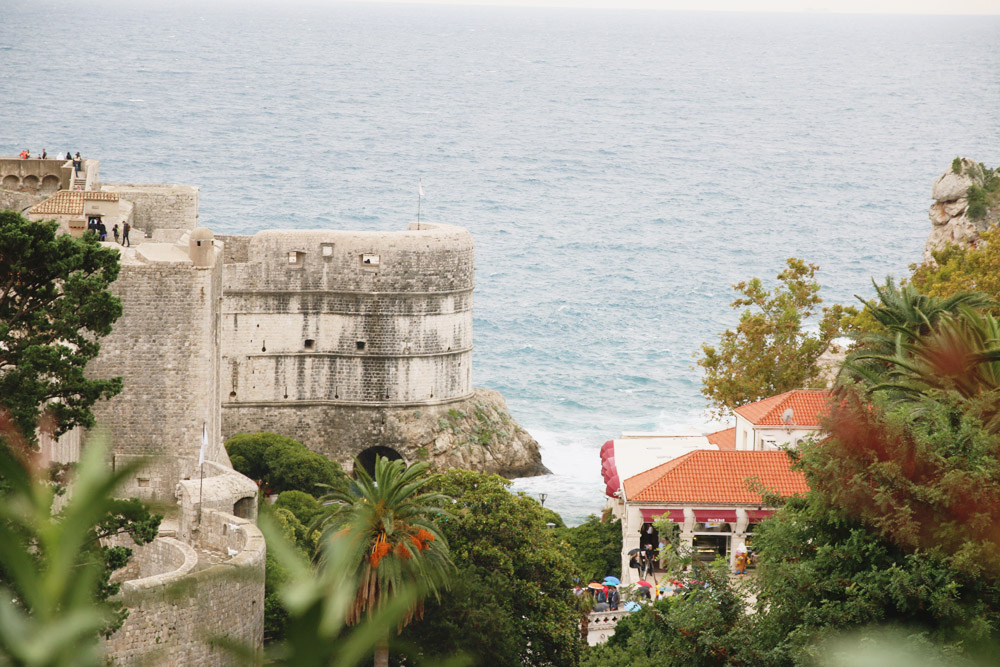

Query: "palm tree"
(312, 455), (454, 667)
(847, 305), (1000, 432)
(843, 278), (994, 386)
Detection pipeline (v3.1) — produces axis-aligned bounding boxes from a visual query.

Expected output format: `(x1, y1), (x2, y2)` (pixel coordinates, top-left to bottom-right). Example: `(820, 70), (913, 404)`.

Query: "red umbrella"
(636, 580), (653, 588)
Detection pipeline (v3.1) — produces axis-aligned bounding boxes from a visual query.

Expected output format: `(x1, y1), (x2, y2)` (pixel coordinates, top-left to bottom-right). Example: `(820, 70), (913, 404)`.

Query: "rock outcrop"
(386, 388), (550, 478)
(924, 158), (996, 261)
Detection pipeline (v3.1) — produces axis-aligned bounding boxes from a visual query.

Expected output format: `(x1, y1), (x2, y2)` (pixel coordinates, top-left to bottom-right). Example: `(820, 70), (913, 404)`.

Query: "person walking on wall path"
(122, 222), (130, 247)
(112, 224), (120, 244)
(73, 152), (82, 175)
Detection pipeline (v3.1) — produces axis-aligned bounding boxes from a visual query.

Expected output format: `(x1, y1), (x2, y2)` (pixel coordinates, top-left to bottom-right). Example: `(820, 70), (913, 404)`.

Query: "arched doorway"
(233, 496), (256, 519)
(354, 445), (404, 478)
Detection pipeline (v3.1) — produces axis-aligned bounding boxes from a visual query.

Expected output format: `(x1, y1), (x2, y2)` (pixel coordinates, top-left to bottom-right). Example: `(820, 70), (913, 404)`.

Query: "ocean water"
(3, 1), (1000, 524)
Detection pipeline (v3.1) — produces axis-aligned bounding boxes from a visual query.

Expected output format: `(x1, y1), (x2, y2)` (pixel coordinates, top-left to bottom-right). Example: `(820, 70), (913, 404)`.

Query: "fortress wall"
(220, 224), (475, 456)
(105, 534), (194, 585)
(216, 234), (251, 263)
(88, 240), (225, 501)
(0, 188), (46, 213)
(0, 158), (71, 193)
(99, 184), (199, 235)
(104, 511), (265, 667)
(176, 463), (259, 543)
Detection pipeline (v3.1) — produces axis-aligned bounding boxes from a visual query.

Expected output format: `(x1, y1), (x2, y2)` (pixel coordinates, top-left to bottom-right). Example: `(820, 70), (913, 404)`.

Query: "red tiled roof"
(734, 389), (831, 426)
(29, 190), (118, 216)
(705, 427), (735, 450)
(624, 450), (808, 504)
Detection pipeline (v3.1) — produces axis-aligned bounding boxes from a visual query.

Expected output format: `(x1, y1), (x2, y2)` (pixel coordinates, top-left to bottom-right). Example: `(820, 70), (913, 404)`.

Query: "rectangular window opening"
(356, 341), (366, 351)
(304, 339), (315, 349)
(361, 253), (380, 267)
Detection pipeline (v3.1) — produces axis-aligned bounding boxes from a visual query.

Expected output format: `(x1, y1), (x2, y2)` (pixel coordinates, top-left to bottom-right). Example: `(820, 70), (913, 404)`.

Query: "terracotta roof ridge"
(623, 450), (697, 499)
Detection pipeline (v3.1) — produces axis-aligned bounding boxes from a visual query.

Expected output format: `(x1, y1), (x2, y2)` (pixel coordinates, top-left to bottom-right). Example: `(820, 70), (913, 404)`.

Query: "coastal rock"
(391, 388), (550, 478)
(931, 170), (973, 202)
(943, 198), (968, 217)
(923, 158), (994, 262)
(929, 202), (951, 226)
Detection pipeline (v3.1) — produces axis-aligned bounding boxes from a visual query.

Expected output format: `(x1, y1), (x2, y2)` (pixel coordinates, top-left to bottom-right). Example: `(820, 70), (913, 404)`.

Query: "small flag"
(199, 423), (207, 467)
(419, 181), (424, 198)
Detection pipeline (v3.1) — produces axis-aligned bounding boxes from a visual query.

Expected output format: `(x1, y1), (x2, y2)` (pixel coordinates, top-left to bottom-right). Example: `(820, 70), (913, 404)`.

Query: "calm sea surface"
(3, 1), (1000, 524)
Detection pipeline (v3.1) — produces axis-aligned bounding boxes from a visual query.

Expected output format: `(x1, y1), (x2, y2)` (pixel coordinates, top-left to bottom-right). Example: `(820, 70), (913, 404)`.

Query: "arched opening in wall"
(21, 175), (39, 192)
(41, 174), (60, 192)
(354, 446), (404, 479)
(233, 496), (255, 519)
(2, 175), (19, 190)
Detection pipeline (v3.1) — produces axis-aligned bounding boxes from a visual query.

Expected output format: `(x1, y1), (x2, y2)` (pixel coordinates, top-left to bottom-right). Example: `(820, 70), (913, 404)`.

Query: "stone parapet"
(103, 510), (265, 666)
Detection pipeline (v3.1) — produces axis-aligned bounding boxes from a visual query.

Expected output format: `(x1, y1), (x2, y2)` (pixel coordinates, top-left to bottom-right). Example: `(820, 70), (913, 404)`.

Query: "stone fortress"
(1, 155), (545, 664)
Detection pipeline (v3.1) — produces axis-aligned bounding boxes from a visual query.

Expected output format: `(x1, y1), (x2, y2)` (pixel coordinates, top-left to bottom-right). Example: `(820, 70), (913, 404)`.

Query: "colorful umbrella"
(603, 576), (621, 586)
(636, 580), (653, 588)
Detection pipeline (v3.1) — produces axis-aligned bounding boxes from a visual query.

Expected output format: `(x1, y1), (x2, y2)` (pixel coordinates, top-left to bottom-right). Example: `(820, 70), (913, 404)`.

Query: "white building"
(733, 389), (831, 451)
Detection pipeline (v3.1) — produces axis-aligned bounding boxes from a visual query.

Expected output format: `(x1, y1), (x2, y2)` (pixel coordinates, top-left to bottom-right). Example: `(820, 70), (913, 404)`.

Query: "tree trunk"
(374, 636), (389, 667)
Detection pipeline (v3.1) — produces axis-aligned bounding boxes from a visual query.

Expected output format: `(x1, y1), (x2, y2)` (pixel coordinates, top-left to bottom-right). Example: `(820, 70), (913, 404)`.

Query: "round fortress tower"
(220, 222), (475, 458)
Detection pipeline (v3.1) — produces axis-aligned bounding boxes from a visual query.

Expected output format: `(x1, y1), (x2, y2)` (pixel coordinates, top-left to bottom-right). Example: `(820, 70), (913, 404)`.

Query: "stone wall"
(0, 157), (71, 193)
(220, 223), (476, 458)
(99, 183), (199, 236)
(106, 535), (196, 586)
(176, 462), (259, 542)
(222, 388), (546, 477)
(0, 188), (46, 213)
(103, 510), (265, 666)
(87, 234), (226, 501)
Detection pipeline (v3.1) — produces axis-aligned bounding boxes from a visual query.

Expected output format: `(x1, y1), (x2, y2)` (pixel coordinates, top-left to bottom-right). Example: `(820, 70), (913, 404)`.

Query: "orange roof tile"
(624, 450), (808, 504)
(734, 389), (831, 427)
(29, 190), (119, 216)
(705, 427), (735, 450)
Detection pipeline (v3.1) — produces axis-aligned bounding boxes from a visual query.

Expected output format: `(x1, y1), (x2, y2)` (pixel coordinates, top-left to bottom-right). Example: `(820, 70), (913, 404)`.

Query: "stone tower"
(219, 222), (475, 465)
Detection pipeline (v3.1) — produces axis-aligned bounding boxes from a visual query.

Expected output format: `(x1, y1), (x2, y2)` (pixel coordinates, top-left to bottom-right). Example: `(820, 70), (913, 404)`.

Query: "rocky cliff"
(924, 157), (999, 261)
(384, 388), (549, 478)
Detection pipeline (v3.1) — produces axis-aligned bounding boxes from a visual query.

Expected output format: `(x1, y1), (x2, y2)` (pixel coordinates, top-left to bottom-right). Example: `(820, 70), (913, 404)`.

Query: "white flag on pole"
(419, 181), (424, 198)
(199, 423), (207, 467)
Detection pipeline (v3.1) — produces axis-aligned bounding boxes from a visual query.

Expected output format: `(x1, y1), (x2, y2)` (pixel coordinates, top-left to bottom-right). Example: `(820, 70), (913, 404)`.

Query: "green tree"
(554, 513), (622, 584)
(314, 456), (454, 667)
(225, 432), (349, 496)
(401, 470), (582, 667)
(0, 211), (122, 443)
(908, 225), (1000, 306)
(697, 258), (856, 419)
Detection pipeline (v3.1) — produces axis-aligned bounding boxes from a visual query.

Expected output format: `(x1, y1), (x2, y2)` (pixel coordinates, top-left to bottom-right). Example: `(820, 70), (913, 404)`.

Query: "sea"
(2, 0), (999, 525)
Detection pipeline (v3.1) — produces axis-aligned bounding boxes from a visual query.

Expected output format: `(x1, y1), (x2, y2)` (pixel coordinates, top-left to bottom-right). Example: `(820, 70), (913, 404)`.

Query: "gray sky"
(347, 0), (1000, 14)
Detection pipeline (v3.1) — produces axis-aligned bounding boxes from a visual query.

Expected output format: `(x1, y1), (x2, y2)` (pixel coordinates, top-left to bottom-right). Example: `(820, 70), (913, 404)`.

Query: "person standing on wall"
(112, 224), (120, 244)
(122, 221), (130, 247)
(73, 152), (82, 175)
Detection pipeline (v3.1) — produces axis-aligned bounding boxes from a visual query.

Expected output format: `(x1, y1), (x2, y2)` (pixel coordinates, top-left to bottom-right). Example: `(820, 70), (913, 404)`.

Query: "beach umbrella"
(602, 576), (621, 586)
